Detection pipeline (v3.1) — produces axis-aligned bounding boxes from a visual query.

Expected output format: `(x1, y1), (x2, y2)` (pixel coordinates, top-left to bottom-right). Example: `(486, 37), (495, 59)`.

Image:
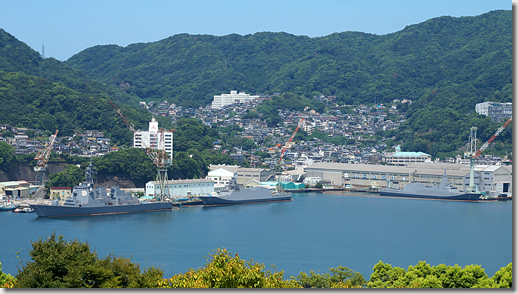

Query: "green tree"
(14, 233), (163, 288)
(158, 248), (300, 288)
(0, 141), (15, 173)
(293, 266), (366, 288)
(0, 262), (15, 288)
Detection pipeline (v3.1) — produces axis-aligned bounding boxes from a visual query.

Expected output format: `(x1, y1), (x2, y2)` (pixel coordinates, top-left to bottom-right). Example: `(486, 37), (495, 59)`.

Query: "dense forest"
(0, 10), (512, 165)
(66, 10), (511, 109)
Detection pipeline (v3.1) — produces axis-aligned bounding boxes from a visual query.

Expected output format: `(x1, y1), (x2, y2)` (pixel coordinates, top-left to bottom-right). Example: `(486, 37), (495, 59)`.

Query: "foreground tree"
(367, 261), (512, 288)
(0, 262), (15, 288)
(293, 266), (366, 288)
(14, 233), (163, 288)
(158, 248), (300, 288)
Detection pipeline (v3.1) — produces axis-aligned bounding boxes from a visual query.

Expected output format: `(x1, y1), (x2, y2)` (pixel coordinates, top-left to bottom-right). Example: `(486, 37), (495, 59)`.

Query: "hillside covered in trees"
(66, 10), (511, 110)
(0, 10), (512, 162)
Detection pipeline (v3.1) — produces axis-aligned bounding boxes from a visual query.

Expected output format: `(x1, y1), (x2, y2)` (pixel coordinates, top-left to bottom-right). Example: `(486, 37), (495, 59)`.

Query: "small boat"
(0, 200), (19, 211)
(13, 206), (35, 213)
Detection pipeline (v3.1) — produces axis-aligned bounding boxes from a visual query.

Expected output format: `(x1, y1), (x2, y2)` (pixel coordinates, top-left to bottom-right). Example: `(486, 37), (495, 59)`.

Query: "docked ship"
(30, 159), (173, 217)
(199, 185), (292, 206)
(378, 170), (483, 201)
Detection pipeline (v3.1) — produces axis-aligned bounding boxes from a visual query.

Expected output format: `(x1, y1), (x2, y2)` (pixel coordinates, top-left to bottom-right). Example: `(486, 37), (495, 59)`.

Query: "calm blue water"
(0, 192), (512, 280)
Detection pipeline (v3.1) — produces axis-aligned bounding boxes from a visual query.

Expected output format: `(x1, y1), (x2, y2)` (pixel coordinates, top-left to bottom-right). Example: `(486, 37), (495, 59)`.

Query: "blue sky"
(1, 0), (512, 61)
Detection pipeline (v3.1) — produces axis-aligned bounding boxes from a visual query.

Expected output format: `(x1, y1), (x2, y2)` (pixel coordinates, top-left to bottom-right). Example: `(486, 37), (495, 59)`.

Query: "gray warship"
(378, 170), (483, 201)
(30, 159), (173, 217)
(199, 178), (292, 206)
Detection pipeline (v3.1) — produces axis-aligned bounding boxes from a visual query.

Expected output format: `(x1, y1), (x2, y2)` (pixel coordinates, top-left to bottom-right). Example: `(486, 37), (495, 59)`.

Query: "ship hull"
(378, 189), (482, 201)
(30, 202), (173, 218)
(199, 186), (292, 206)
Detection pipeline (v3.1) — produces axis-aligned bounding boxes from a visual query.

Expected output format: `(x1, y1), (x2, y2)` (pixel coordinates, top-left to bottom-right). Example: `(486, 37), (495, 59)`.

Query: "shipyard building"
(305, 162), (512, 196)
(145, 179), (215, 197)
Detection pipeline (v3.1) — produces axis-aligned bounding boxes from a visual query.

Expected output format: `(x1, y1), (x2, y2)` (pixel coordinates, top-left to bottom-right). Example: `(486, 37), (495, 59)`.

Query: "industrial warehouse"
(305, 162), (512, 197)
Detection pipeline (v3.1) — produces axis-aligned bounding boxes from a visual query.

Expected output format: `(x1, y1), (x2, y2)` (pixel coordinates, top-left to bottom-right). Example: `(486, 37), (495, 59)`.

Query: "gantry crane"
(465, 117), (512, 193)
(34, 129), (59, 186)
(110, 102), (173, 200)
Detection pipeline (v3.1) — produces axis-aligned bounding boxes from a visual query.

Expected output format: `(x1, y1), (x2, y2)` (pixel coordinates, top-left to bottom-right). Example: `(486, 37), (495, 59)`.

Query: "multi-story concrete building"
(475, 102), (512, 122)
(384, 151), (432, 165)
(211, 91), (259, 109)
(134, 117), (173, 160)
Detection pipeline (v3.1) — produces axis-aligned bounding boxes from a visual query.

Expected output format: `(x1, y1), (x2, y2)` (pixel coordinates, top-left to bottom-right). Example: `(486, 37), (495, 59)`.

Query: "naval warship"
(378, 170), (483, 201)
(199, 178), (292, 206)
(30, 159), (173, 217)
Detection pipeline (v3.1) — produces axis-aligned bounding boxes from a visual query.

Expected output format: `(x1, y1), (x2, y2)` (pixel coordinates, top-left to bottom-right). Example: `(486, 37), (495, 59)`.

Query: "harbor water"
(0, 192), (512, 280)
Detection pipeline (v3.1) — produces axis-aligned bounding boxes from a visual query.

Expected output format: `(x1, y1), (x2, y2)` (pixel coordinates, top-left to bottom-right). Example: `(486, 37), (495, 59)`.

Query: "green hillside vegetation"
(0, 10), (512, 162)
(66, 10), (510, 109)
(65, 10), (511, 158)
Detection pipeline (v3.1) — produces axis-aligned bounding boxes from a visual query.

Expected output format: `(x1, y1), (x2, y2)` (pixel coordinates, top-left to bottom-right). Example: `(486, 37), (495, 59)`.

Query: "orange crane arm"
(278, 117), (305, 164)
(474, 117), (512, 158)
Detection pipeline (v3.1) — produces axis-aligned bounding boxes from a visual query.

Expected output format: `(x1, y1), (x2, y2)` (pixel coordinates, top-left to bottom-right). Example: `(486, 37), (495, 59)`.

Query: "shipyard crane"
(464, 117), (512, 193)
(110, 102), (173, 200)
(34, 129), (59, 186)
(278, 117), (305, 165)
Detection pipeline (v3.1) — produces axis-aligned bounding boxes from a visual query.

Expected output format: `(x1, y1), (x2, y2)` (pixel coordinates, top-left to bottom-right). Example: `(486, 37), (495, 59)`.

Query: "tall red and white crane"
(34, 129), (59, 186)
(110, 102), (173, 200)
(465, 117), (512, 193)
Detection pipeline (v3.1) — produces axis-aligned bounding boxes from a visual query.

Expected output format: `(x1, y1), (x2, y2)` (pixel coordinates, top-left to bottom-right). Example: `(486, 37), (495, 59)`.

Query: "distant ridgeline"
(65, 10), (511, 110)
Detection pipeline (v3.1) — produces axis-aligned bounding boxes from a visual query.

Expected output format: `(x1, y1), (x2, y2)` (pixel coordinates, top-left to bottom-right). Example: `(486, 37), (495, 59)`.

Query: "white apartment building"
(211, 90), (259, 109)
(475, 102), (512, 122)
(133, 117), (173, 161)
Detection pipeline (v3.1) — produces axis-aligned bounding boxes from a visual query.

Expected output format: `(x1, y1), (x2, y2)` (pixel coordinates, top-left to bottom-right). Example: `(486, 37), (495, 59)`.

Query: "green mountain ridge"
(0, 10), (512, 160)
(66, 10), (511, 110)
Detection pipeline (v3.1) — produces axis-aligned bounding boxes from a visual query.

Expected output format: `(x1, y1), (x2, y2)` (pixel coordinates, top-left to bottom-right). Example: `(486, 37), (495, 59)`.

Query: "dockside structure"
(305, 162), (512, 195)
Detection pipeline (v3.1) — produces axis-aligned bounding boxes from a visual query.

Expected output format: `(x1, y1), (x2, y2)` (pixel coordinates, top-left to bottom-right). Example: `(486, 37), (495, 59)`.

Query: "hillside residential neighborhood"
(0, 92), (511, 171)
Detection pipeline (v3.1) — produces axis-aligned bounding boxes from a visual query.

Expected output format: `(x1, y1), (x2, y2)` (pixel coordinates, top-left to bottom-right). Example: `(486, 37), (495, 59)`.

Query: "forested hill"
(66, 10), (511, 110)
(0, 29), (167, 144)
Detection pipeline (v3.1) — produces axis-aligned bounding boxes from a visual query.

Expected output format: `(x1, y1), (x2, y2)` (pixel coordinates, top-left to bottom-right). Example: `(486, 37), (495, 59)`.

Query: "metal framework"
(110, 101), (173, 200)
(34, 129), (59, 186)
(465, 117), (512, 193)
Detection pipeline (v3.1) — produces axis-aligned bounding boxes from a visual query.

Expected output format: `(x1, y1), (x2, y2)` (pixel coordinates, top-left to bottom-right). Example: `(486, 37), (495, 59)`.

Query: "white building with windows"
(133, 117), (173, 160)
(211, 90), (259, 109)
(145, 179), (214, 197)
(475, 102), (512, 122)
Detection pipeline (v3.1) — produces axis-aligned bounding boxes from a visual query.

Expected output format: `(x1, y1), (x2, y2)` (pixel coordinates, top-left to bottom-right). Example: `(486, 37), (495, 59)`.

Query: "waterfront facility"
(305, 162), (512, 196)
(145, 179), (215, 198)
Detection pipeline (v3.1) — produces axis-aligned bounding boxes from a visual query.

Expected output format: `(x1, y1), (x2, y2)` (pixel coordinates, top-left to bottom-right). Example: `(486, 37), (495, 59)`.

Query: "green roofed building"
(261, 181), (305, 190)
(384, 151), (432, 166)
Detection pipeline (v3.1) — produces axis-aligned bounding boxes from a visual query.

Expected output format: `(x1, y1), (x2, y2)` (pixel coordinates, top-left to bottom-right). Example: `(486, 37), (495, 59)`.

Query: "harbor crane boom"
(465, 116), (512, 193)
(278, 117), (305, 165)
(34, 129), (59, 186)
(110, 101), (173, 200)
(474, 117), (512, 159)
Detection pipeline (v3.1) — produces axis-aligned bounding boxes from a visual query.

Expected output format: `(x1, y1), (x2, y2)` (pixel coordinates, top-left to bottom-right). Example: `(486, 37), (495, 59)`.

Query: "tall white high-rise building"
(133, 117), (173, 160)
(211, 90), (259, 109)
